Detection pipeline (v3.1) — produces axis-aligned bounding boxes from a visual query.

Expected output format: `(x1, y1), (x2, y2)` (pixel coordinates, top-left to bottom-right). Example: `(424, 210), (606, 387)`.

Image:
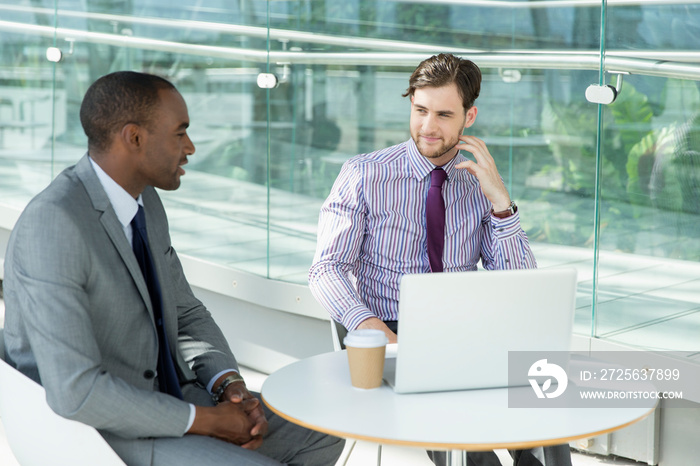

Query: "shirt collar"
(88, 155), (142, 228)
(405, 137), (464, 182)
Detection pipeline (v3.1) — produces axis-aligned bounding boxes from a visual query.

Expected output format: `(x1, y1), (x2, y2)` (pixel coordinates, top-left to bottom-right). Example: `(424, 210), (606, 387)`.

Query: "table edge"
(261, 394), (658, 451)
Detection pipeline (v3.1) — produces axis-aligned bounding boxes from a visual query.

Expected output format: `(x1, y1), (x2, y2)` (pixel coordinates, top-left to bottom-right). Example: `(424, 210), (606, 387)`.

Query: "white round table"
(261, 351), (657, 463)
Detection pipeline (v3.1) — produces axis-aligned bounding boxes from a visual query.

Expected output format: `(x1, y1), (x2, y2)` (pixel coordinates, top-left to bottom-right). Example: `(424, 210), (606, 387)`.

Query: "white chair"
(330, 318), (348, 352)
(0, 328), (126, 465)
(330, 320), (382, 466)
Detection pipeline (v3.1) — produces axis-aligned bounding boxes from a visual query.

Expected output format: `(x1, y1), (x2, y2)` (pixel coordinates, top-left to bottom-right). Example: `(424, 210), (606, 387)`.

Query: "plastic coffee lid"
(343, 329), (389, 348)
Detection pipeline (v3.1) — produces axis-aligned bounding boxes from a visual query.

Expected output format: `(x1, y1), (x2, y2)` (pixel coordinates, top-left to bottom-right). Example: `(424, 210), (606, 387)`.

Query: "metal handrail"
(1, 18), (700, 81)
(0, 5), (473, 54)
(2, 2), (700, 58)
(3, 0), (700, 16)
(394, 0), (700, 7)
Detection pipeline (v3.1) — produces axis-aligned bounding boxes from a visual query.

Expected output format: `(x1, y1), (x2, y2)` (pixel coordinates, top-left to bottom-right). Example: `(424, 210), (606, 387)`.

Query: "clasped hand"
(189, 380), (268, 449)
(222, 380), (268, 449)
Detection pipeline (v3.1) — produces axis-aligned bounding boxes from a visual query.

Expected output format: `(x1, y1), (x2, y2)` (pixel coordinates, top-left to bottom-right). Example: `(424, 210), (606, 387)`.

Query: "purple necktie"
(426, 168), (447, 273)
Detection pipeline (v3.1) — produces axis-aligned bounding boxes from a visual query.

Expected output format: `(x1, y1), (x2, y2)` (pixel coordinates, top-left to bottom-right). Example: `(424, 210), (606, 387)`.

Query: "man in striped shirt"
(309, 53), (536, 341)
(309, 53), (570, 466)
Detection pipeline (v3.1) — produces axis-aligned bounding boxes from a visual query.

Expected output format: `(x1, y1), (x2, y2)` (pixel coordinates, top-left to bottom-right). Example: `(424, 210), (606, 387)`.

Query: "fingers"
(454, 135), (492, 165)
(243, 399), (269, 437)
(241, 435), (265, 450)
(192, 399), (267, 448)
(249, 414), (269, 438)
(455, 161), (478, 179)
(454, 136), (497, 176)
(223, 380), (249, 403)
(453, 137), (511, 206)
(456, 134), (485, 149)
(223, 386), (269, 441)
(357, 317), (397, 343)
(207, 402), (255, 445)
(241, 396), (260, 410)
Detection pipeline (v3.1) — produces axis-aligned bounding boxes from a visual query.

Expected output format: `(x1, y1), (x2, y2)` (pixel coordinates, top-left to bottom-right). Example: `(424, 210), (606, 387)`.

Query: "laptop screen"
(386, 268), (577, 394)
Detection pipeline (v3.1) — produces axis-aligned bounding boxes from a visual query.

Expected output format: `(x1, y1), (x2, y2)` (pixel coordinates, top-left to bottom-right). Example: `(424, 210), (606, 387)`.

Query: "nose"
(185, 133), (195, 155)
(422, 113), (437, 133)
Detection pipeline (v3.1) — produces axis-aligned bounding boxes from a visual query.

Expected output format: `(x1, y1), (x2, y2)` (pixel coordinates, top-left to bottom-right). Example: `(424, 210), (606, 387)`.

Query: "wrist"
(212, 372), (245, 404)
(491, 201), (517, 219)
(189, 405), (215, 435)
(356, 317), (382, 329)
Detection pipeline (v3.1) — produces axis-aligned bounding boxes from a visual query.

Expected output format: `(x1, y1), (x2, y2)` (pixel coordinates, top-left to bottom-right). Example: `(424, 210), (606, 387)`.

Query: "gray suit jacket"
(3, 154), (238, 443)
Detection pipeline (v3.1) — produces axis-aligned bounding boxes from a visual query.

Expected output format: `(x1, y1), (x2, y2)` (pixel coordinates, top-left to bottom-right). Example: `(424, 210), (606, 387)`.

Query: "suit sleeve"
(142, 187), (240, 387)
(166, 244), (240, 384)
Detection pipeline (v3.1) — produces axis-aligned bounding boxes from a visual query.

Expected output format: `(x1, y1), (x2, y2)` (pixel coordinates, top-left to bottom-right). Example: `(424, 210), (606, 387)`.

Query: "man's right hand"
(221, 380), (268, 449)
(357, 317), (397, 343)
(188, 401), (254, 445)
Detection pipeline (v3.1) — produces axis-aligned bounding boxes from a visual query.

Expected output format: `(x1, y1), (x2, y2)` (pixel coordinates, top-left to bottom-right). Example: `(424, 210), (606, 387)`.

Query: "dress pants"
(428, 445), (572, 466)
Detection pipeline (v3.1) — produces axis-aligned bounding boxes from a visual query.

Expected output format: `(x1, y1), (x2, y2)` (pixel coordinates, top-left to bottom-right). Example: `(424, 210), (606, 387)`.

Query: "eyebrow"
(413, 103), (455, 116)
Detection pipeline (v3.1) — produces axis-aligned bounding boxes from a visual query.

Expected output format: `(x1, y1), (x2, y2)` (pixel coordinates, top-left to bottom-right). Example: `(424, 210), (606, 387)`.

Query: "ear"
(120, 123), (143, 150)
(464, 106), (478, 128)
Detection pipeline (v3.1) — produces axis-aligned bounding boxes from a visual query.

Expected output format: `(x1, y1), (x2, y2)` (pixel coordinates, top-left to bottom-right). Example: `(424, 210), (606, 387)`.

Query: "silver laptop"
(383, 268), (577, 394)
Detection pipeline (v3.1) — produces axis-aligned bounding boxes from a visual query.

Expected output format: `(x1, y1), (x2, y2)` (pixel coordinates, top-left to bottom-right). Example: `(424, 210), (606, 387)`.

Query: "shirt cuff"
(206, 369), (240, 394)
(185, 404), (196, 432)
(343, 307), (379, 331)
(490, 211), (522, 239)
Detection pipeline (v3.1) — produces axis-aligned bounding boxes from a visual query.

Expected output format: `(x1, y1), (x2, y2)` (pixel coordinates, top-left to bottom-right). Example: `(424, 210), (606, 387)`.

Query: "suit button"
(144, 370), (155, 379)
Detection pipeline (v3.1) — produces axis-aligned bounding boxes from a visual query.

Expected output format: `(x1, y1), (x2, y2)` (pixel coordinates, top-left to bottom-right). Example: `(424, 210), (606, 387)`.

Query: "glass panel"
(2, 0), (697, 351)
(263, 1), (602, 333)
(0, 2), (59, 209)
(0, 1), (274, 275)
(1, 0), (604, 332)
(597, 2), (700, 351)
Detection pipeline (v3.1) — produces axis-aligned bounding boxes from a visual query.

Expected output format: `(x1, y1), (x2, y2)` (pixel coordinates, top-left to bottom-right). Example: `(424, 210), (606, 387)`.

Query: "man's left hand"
(223, 380), (269, 449)
(453, 135), (511, 211)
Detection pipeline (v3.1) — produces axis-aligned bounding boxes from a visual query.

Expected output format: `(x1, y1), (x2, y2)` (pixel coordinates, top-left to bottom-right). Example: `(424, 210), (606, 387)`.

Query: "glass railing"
(0, 0), (698, 353)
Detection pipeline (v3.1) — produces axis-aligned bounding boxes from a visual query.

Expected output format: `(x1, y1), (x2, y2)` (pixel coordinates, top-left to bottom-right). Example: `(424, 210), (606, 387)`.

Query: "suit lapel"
(74, 154), (155, 321)
(74, 155), (186, 376)
(141, 187), (190, 375)
(140, 188), (178, 346)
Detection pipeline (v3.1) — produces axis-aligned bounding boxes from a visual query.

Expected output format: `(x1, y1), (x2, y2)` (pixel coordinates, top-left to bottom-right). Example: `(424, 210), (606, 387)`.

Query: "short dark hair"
(403, 53), (482, 111)
(80, 71), (176, 154)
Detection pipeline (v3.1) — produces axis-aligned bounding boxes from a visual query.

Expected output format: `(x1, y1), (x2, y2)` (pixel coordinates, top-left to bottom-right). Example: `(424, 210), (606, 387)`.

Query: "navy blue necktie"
(426, 168), (447, 273)
(131, 205), (183, 399)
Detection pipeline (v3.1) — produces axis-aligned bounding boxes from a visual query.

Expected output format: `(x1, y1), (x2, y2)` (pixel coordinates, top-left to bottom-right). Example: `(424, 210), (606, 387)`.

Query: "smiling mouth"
(177, 158), (188, 175)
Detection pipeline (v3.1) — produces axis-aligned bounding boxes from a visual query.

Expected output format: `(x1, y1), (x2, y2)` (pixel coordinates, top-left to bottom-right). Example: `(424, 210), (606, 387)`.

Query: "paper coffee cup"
(343, 329), (388, 389)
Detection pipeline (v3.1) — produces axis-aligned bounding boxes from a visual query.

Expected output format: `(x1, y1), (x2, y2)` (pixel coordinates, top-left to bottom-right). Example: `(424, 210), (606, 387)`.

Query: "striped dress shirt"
(309, 138), (537, 331)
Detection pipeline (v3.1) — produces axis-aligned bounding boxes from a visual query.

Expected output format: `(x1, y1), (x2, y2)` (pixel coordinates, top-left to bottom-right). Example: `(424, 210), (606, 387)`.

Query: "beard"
(412, 132), (461, 160)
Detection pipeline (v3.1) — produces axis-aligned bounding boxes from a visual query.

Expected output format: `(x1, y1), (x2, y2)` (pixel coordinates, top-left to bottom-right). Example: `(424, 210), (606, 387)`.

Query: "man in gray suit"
(3, 71), (344, 466)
